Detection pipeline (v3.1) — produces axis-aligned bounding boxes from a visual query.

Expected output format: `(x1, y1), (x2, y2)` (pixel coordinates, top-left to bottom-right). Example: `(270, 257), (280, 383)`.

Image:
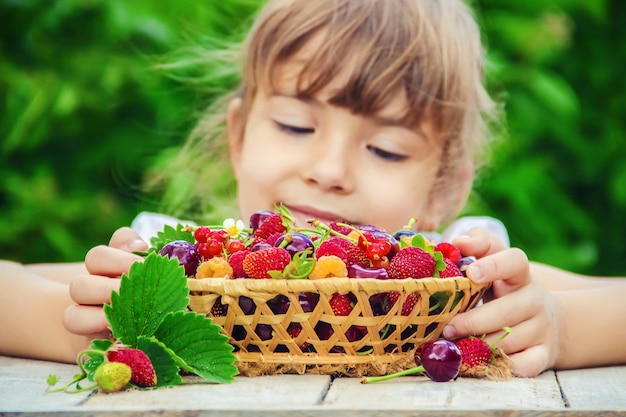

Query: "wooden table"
(1, 355), (625, 416)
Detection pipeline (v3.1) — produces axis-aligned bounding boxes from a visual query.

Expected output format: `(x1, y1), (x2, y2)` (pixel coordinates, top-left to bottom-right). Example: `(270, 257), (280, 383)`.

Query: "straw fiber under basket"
(187, 276), (488, 377)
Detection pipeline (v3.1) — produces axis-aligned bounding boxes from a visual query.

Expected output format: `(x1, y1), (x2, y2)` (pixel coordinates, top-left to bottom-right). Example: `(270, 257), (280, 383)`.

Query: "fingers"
(69, 275), (121, 305)
(443, 281), (542, 339)
(466, 247), (531, 290)
(63, 304), (111, 337)
(85, 245), (144, 277)
(452, 228), (509, 259)
(109, 227), (149, 252)
(508, 345), (552, 378)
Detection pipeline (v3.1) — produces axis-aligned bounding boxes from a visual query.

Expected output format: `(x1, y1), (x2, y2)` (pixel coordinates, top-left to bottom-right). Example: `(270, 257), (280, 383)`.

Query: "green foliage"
(2, 0), (625, 275)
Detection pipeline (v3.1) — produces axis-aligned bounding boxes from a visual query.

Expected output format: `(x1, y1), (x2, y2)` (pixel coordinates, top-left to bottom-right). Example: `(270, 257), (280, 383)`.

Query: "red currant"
(194, 226), (211, 244)
(210, 230), (229, 243)
(197, 238), (223, 259)
(227, 239), (245, 254)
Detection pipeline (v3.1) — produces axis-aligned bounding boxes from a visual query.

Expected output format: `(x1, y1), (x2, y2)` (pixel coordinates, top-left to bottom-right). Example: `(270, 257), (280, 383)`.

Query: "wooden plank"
(322, 372), (565, 410)
(81, 374), (332, 411)
(557, 366), (626, 410)
(0, 356), (91, 412)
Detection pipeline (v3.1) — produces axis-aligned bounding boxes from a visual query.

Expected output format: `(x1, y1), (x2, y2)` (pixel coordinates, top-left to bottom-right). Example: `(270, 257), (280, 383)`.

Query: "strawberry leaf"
(83, 339), (112, 382)
(105, 253), (189, 346)
(149, 224), (194, 254)
(154, 311), (238, 384)
(137, 336), (183, 388)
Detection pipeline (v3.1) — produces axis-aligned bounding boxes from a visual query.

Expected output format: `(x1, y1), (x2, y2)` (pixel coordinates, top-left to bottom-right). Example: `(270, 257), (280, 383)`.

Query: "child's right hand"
(62, 227), (148, 339)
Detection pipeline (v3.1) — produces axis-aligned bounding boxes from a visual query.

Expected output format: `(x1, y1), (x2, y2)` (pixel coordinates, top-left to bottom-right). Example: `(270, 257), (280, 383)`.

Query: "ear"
(227, 97), (244, 180)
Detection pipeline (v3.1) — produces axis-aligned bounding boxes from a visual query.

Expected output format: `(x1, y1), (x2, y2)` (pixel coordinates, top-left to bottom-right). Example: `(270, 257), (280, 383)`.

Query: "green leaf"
(154, 311), (238, 384)
(105, 252), (189, 345)
(137, 336), (183, 388)
(149, 224), (194, 253)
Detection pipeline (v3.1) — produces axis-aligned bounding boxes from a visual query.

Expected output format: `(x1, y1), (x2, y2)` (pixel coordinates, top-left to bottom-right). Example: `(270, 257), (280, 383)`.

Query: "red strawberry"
(228, 249), (250, 278)
(387, 246), (436, 279)
(329, 221), (352, 235)
(253, 214), (287, 241)
(331, 237), (370, 268)
(242, 247), (291, 279)
(316, 239), (348, 263)
(385, 291), (419, 316)
(439, 257), (462, 278)
(455, 337), (494, 368)
(211, 297), (227, 316)
(434, 242), (462, 264)
(329, 293), (353, 316)
(107, 348), (157, 388)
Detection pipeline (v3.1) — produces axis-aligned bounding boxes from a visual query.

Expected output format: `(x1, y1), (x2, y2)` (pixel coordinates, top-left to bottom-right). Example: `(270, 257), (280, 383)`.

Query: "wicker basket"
(187, 276), (488, 376)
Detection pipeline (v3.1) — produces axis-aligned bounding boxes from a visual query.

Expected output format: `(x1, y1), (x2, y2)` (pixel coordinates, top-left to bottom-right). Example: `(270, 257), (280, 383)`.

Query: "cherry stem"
(489, 327), (513, 348)
(361, 365), (426, 384)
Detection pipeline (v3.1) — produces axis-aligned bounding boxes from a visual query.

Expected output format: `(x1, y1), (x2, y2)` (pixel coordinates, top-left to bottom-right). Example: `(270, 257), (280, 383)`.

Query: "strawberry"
(455, 337), (494, 368)
(439, 257), (462, 278)
(242, 247), (291, 279)
(252, 214), (287, 241)
(329, 293), (353, 316)
(387, 246), (436, 279)
(228, 249), (250, 278)
(434, 242), (462, 264)
(94, 362), (132, 392)
(107, 348), (157, 388)
(329, 221), (352, 235)
(385, 291), (419, 316)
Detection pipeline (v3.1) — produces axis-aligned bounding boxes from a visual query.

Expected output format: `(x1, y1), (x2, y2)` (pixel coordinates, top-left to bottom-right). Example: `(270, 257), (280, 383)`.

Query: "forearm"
(25, 262), (87, 285)
(0, 261), (90, 363)
(531, 262), (621, 290)
(554, 282), (626, 369)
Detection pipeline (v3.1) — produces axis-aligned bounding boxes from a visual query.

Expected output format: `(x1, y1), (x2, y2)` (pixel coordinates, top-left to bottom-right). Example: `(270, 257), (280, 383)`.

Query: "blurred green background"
(1, 0), (624, 276)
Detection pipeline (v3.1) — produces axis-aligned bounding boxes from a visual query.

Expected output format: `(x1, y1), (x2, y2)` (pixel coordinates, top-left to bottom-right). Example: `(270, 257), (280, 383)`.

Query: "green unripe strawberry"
(94, 362), (132, 392)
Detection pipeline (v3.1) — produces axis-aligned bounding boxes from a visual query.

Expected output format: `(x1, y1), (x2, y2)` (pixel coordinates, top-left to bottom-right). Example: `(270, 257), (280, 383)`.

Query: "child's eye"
(275, 122), (315, 135)
(367, 145), (407, 162)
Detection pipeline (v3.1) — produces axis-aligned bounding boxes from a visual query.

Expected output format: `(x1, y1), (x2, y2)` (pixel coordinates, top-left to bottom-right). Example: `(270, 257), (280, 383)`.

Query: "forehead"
(267, 33), (413, 124)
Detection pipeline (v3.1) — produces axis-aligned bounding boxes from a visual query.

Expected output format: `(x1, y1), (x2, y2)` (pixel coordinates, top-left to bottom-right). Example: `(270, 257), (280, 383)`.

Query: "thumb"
(109, 227), (149, 252)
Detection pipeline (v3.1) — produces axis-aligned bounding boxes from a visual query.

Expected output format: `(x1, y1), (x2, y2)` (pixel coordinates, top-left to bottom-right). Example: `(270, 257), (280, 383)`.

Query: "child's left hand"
(444, 228), (562, 377)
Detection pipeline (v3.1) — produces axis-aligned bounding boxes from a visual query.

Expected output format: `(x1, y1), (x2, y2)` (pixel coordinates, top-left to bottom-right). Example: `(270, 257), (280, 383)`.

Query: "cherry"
(249, 210), (275, 231)
(194, 226), (211, 244)
(158, 240), (199, 276)
(361, 339), (461, 383)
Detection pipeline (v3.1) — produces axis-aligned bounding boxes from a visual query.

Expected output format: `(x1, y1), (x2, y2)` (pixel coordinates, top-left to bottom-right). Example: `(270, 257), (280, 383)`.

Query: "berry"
(242, 247), (291, 279)
(197, 238), (224, 260)
(456, 256), (476, 277)
(316, 240), (348, 263)
(94, 362), (132, 392)
(228, 250), (250, 278)
(309, 255), (347, 279)
(362, 339), (461, 384)
(107, 348), (157, 388)
(439, 258), (462, 278)
(249, 209), (275, 231)
(274, 232), (315, 257)
(387, 246), (436, 279)
(211, 298), (227, 316)
(434, 242), (462, 264)
(287, 323), (310, 349)
(193, 226), (211, 244)
(385, 291), (419, 316)
(196, 257), (234, 279)
(329, 293), (353, 316)
(331, 237), (370, 268)
(455, 337), (493, 369)
(158, 240), (199, 276)
(329, 221), (352, 235)
(253, 214), (287, 241)
(227, 239), (246, 254)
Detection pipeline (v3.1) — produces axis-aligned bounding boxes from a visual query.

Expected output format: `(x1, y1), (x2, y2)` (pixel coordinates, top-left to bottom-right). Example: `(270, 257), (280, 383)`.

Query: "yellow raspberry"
(309, 255), (347, 279)
(196, 257), (233, 279)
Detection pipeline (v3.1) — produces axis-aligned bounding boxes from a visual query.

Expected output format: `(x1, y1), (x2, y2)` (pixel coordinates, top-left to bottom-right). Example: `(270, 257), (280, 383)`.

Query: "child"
(2, 0), (625, 377)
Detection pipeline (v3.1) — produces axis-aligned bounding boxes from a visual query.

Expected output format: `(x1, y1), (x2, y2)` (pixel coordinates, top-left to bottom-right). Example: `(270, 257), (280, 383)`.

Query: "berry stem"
(489, 327), (513, 348)
(361, 366), (426, 384)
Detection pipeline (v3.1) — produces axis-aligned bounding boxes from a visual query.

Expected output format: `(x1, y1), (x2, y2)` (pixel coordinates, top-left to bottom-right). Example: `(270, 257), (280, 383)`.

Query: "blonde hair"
(149, 0), (498, 229)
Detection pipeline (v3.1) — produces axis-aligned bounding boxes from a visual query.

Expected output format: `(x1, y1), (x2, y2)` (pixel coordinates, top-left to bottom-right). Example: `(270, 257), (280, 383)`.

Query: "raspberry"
(330, 237), (370, 268)
(434, 242), (462, 264)
(252, 214), (286, 241)
(196, 257), (234, 279)
(316, 240), (348, 263)
(228, 250), (250, 278)
(309, 255), (347, 279)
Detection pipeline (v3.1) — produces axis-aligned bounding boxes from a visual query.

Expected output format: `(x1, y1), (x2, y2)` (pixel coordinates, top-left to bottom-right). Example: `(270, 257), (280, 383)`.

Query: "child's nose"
(302, 139), (354, 194)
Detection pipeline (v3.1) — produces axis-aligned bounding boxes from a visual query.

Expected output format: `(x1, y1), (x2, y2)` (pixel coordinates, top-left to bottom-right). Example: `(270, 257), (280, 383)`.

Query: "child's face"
(228, 54), (444, 233)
